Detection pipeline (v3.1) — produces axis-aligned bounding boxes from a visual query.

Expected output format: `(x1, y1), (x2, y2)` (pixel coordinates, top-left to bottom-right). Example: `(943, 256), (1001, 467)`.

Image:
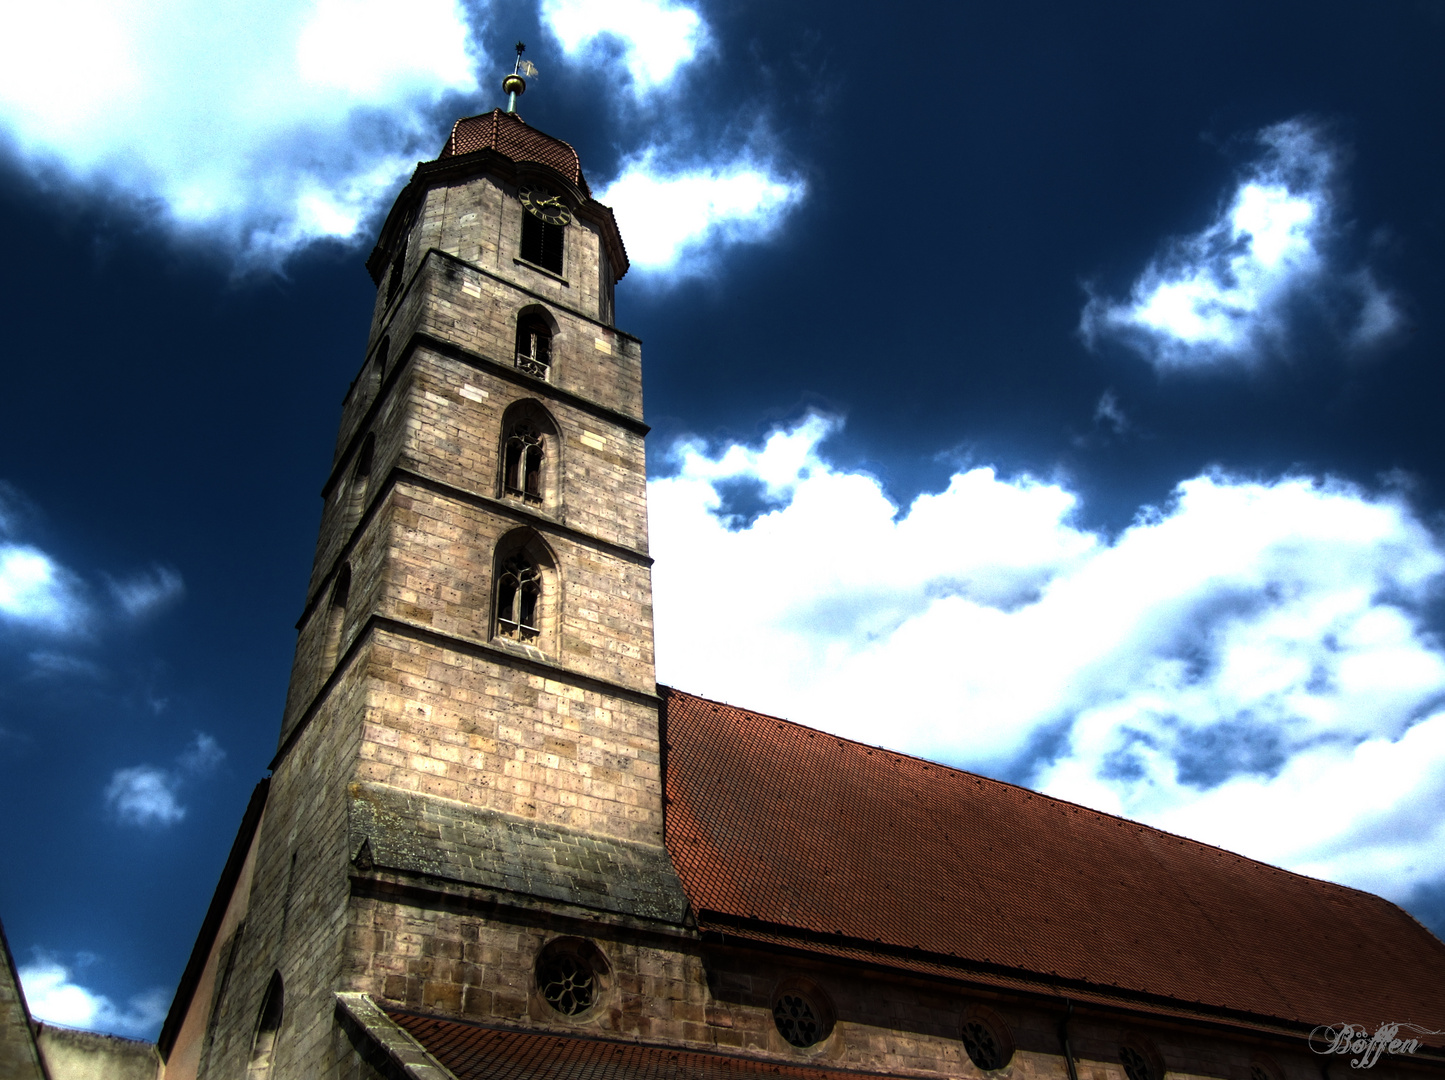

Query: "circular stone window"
(771, 983), (834, 1049)
(1119, 1040), (1163, 1080)
(534, 938), (608, 1017)
(961, 1006), (1015, 1071)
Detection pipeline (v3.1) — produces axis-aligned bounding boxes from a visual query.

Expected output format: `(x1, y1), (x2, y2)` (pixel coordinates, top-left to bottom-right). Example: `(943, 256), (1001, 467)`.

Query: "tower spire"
(503, 41), (529, 113)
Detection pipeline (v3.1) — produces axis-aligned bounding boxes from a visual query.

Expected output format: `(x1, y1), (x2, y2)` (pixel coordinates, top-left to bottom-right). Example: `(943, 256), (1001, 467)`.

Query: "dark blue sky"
(2, 0), (1443, 1035)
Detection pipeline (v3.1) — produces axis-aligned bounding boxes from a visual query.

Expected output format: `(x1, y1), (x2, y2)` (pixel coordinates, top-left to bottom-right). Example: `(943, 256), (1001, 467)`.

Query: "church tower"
(182, 93), (694, 1079)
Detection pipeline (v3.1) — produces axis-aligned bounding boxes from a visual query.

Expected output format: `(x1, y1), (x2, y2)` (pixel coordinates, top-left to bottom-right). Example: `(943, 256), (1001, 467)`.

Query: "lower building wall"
(35, 1024), (160, 1080)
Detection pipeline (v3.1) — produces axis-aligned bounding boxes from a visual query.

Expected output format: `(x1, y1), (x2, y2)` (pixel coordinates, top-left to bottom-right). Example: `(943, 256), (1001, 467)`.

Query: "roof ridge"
(659, 685), (1397, 900)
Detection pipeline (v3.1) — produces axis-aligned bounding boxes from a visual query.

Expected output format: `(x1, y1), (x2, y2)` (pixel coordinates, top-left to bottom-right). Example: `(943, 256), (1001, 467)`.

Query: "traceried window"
(496, 556), (541, 641)
(960, 1007), (1014, 1072)
(515, 313), (552, 379)
(521, 211), (564, 274)
(503, 423), (544, 502)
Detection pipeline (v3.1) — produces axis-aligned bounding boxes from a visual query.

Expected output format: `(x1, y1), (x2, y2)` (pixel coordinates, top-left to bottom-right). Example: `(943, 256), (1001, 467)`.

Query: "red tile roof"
(440, 109), (590, 194)
(385, 1008), (903, 1080)
(660, 688), (1445, 1039)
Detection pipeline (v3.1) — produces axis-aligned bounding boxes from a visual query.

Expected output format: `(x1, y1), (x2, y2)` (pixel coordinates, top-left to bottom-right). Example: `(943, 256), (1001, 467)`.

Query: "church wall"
(160, 811), (264, 1080)
(201, 648), (372, 1080)
(355, 627), (664, 845)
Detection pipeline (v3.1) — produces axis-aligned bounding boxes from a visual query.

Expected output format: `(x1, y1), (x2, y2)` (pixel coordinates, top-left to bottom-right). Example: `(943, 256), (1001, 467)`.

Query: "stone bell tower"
(180, 92), (691, 1080)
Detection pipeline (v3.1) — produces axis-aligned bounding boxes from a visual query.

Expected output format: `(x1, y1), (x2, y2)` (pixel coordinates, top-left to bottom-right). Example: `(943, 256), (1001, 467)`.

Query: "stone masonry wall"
(355, 626), (664, 846)
(200, 645), (373, 1080)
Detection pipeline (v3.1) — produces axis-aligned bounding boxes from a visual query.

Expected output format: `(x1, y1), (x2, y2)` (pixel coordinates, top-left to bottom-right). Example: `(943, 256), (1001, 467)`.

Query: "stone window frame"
(496, 398), (563, 516)
(961, 1003), (1016, 1072)
(770, 976), (836, 1053)
(1118, 1034), (1166, 1080)
(490, 528), (559, 656)
(532, 937), (612, 1022)
(514, 304), (560, 382)
(247, 971), (284, 1078)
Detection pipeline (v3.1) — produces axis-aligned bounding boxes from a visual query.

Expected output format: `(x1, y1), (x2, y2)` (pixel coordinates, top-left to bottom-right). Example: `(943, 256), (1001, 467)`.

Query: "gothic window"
(375, 335), (390, 385)
(321, 564), (350, 672)
(496, 556), (541, 641)
(503, 424), (544, 502)
(521, 211), (564, 274)
(247, 972), (284, 1079)
(385, 216), (411, 307)
(515, 313), (552, 379)
(348, 434), (375, 521)
(961, 1007), (1014, 1072)
(1118, 1042), (1162, 1080)
(534, 938), (608, 1019)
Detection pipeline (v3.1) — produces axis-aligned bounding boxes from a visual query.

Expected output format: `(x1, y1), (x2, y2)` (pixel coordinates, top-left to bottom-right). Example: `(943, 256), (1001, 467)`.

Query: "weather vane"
(503, 42), (538, 114)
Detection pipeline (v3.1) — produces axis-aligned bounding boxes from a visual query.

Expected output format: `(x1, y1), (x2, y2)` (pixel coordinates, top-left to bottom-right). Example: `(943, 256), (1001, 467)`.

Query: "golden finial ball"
(502, 74), (526, 97)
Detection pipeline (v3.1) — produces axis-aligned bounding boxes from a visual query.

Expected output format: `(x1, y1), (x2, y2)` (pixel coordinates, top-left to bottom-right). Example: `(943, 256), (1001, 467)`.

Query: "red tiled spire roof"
(660, 687), (1445, 1037)
(439, 109), (590, 195)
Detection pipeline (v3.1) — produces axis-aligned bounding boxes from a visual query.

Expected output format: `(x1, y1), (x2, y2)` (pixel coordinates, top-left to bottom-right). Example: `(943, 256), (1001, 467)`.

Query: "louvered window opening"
(503, 425), (544, 502)
(962, 1020), (1007, 1071)
(537, 953), (594, 1015)
(773, 994), (821, 1048)
(515, 319), (552, 379)
(497, 557), (541, 641)
(521, 213), (564, 274)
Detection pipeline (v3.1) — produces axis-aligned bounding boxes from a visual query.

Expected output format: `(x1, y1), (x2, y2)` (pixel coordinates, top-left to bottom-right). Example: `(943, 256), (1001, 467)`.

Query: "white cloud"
(0, 0), (479, 264)
(1082, 120), (1403, 368)
(649, 415), (1445, 901)
(601, 151), (805, 274)
(105, 734), (225, 827)
(19, 958), (169, 1038)
(0, 545), (88, 633)
(108, 565), (185, 618)
(541, 0), (707, 95)
(105, 766), (186, 826)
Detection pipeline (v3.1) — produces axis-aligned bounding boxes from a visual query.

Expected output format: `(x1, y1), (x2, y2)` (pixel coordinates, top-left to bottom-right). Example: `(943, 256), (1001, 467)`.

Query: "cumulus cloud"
(649, 415), (1445, 901)
(0, 545), (88, 634)
(19, 957), (169, 1038)
(542, 0), (708, 95)
(108, 565), (185, 619)
(1082, 120), (1403, 368)
(0, 0), (479, 264)
(601, 151), (805, 274)
(105, 734), (225, 827)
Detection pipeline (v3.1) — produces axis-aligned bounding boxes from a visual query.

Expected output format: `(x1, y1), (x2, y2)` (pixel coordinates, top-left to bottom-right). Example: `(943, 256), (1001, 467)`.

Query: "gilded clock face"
(520, 187), (571, 226)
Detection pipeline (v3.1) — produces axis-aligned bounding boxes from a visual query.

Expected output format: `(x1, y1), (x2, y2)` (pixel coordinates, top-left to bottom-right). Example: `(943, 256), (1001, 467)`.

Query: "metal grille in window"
(515, 318), (551, 379)
(503, 424), (544, 502)
(1120, 1046), (1155, 1080)
(773, 994), (822, 1047)
(962, 1019), (1006, 1071)
(496, 557), (541, 641)
(521, 213), (564, 274)
(537, 952), (594, 1015)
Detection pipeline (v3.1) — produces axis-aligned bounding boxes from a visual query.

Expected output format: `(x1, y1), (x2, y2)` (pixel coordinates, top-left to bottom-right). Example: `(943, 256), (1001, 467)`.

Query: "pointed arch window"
(496, 556), (541, 641)
(321, 564), (350, 673)
(503, 424), (544, 503)
(347, 434), (375, 522)
(515, 313), (552, 379)
(247, 972), (284, 1078)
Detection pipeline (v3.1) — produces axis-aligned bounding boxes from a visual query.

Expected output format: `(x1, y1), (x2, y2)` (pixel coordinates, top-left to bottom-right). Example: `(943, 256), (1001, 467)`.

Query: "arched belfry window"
(515, 310), (553, 379)
(496, 557), (542, 641)
(321, 564), (351, 673)
(348, 434), (375, 521)
(503, 424), (543, 502)
(497, 400), (560, 512)
(384, 213), (412, 308)
(492, 530), (556, 650)
(247, 971), (284, 1078)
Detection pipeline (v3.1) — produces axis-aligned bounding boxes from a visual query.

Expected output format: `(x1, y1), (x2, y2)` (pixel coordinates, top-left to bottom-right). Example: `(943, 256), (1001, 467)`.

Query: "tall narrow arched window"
(348, 434), (375, 522)
(503, 424), (543, 502)
(515, 312), (552, 379)
(384, 215), (411, 308)
(247, 971), (283, 1078)
(496, 400), (561, 512)
(496, 557), (542, 641)
(492, 530), (556, 651)
(321, 564), (350, 673)
(375, 335), (390, 386)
